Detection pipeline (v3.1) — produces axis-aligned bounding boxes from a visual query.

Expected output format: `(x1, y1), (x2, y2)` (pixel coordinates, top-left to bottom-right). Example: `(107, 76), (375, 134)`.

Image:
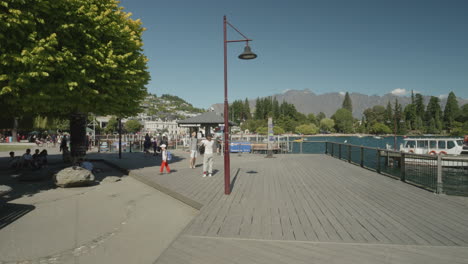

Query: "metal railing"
(324, 141), (468, 196)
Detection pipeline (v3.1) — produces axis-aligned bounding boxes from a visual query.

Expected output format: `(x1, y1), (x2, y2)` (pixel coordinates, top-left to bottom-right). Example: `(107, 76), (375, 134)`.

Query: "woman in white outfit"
(200, 134), (217, 177)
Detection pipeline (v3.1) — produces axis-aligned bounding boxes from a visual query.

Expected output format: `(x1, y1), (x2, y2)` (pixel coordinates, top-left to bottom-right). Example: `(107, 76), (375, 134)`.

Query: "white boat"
(399, 137), (465, 156)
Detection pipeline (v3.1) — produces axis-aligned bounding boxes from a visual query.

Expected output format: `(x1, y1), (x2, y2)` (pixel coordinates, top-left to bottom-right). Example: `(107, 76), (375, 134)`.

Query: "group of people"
(142, 133), (171, 174)
(9, 148), (48, 169)
(143, 133), (169, 157)
(188, 132), (219, 177)
(152, 131), (219, 177)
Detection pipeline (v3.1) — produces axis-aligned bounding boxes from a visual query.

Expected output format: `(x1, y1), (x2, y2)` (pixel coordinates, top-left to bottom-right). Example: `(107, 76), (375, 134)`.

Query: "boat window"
(417, 141), (428, 148)
(405, 140), (416, 148)
(438, 141), (446, 149)
(456, 140), (463, 146)
(429, 141), (437, 148)
(447, 141), (456, 149)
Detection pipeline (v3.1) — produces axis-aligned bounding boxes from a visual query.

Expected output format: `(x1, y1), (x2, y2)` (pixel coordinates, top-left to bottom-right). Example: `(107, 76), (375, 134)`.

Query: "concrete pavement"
(0, 147), (198, 264)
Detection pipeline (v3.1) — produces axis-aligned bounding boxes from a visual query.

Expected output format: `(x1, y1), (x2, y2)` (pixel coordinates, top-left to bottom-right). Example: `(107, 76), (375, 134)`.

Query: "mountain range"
(211, 89), (468, 119)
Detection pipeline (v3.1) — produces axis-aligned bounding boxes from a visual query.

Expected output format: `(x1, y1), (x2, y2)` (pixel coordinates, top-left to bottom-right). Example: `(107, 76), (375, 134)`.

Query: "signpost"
(266, 117), (274, 158)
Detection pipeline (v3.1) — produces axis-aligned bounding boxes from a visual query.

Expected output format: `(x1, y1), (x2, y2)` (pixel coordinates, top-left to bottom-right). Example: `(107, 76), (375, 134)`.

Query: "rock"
(0, 185), (12, 196)
(55, 167), (95, 188)
(101, 176), (122, 184)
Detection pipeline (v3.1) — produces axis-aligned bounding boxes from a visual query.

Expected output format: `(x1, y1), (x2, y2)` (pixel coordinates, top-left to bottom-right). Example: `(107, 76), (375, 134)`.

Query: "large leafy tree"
(295, 124), (318, 135)
(1, 0), (149, 156)
(320, 118), (335, 133)
(124, 119), (142, 133)
(332, 108), (354, 133)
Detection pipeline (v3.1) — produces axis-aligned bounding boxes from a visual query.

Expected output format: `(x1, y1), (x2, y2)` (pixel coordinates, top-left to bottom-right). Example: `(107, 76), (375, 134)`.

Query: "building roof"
(177, 111), (235, 127)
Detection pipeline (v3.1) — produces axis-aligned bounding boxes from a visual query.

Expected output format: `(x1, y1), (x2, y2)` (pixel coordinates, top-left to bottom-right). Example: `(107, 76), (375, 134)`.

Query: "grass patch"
(0, 145), (32, 152)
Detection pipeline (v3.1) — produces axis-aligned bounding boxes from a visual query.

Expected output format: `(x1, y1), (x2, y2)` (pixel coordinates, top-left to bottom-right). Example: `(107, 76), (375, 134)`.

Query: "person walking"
(159, 144), (171, 174)
(200, 134), (217, 177)
(189, 131), (198, 169)
(143, 133), (151, 156)
(152, 137), (158, 156)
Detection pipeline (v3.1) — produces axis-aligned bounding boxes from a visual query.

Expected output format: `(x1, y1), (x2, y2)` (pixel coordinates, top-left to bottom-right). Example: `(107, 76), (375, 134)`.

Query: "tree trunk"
(70, 112), (87, 159)
(12, 117), (18, 142)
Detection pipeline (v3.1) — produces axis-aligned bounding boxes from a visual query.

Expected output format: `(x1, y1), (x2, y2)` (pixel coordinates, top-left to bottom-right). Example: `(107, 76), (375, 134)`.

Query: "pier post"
(339, 144), (342, 160)
(348, 145), (351, 163)
(400, 152), (406, 182)
(331, 143), (334, 157)
(325, 142), (328, 155)
(376, 149), (381, 173)
(437, 153), (443, 194)
(360, 147), (364, 167)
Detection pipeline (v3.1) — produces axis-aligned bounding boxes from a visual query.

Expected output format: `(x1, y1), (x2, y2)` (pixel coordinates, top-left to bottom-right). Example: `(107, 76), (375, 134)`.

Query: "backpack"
(167, 151), (172, 161)
(199, 145), (205, 155)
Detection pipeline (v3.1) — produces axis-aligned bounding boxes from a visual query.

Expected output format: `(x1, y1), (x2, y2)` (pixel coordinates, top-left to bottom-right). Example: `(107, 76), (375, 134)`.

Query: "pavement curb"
(94, 159), (203, 211)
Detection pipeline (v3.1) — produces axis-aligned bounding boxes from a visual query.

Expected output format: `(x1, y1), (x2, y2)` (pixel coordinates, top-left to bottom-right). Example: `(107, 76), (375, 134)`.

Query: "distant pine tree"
(342, 92), (353, 113)
(443, 92), (459, 131)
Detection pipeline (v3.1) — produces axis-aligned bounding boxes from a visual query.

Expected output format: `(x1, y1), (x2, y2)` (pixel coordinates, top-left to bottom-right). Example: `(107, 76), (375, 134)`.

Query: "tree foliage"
(443, 92), (459, 131)
(332, 108), (354, 133)
(124, 119), (142, 133)
(104, 116), (118, 134)
(369, 122), (392, 135)
(342, 92), (353, 113)
(320, 118), (335, 132)
(0, 0), (150, 118)
(295, 124), (318, 135)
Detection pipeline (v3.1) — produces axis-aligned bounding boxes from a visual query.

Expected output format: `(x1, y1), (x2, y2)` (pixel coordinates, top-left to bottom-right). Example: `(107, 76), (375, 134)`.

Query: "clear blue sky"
(119, 0), (468, 109)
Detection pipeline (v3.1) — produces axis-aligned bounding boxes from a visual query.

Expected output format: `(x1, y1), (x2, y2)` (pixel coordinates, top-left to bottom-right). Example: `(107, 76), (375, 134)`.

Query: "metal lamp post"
(223, 15), (257, 195)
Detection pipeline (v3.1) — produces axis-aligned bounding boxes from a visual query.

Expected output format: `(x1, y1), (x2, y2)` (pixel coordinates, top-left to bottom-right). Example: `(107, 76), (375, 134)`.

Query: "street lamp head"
(238, 45), (257, 60)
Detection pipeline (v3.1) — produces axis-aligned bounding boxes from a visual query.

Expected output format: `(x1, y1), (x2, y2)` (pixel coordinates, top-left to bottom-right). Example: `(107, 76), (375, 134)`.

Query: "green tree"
(254, 98), (263, 120)
(456, 104), (468, 123)
(273, 126), (285, 135)
(316, 112), (326, 122)
(243, 98), (251, 120)
(331, 108), (354, 133)
(369, 122), (392, 135)
(307, 113), (317, 125)
(124, 119), (142, 133)
(256, 127), (268, 135)
(385, 101), (393, 123)
(0, 0), (149, 156)
(403, 103), (417, 131)
(342, 92), (353, 112)
(295, 124), (318, 135)
(104, 117), (118, 134)
(414, 93), (425, 119)
(363, 105), (386, 129)
(443, 92), (459, 132)
(240, 119), (265, 133)
(426, 96), (442, 132)
(320, 118), (335, 133)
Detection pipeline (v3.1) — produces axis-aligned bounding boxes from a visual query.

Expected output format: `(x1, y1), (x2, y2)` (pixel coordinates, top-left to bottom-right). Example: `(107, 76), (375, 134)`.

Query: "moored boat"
(399, 137), (465, 156)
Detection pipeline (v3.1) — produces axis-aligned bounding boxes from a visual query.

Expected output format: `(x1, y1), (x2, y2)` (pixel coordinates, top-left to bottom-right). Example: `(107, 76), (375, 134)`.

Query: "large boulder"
(55, 167), (95, 188)
(0, 185), (12, 196)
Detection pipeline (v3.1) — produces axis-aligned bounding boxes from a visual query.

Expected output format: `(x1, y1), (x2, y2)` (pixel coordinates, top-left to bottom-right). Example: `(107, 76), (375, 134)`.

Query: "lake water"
(300, 135), (405, 149)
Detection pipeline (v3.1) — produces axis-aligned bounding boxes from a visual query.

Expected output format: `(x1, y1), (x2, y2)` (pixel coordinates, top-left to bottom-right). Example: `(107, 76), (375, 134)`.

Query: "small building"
(177, 111), (235, 136)
(144, 119), (185, 135)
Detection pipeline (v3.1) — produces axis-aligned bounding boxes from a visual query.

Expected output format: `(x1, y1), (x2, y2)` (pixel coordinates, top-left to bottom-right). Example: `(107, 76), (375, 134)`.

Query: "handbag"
(199, 145), (205, 155)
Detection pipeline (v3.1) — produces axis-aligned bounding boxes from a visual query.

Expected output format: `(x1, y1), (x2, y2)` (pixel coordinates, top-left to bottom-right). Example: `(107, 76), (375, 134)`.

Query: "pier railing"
(324, 141), (468, 196)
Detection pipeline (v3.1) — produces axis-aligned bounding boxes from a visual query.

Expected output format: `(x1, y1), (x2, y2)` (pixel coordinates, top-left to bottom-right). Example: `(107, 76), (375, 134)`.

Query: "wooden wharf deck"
(93, 152), (468, 263)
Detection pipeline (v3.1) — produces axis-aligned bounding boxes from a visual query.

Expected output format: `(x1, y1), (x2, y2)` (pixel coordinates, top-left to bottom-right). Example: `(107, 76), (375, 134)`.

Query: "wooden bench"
(251, 143), (281, 153)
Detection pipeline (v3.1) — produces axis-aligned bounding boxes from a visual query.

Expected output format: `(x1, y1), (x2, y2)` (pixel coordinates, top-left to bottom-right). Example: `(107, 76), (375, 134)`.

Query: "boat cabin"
(401, 138), (464, 155)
